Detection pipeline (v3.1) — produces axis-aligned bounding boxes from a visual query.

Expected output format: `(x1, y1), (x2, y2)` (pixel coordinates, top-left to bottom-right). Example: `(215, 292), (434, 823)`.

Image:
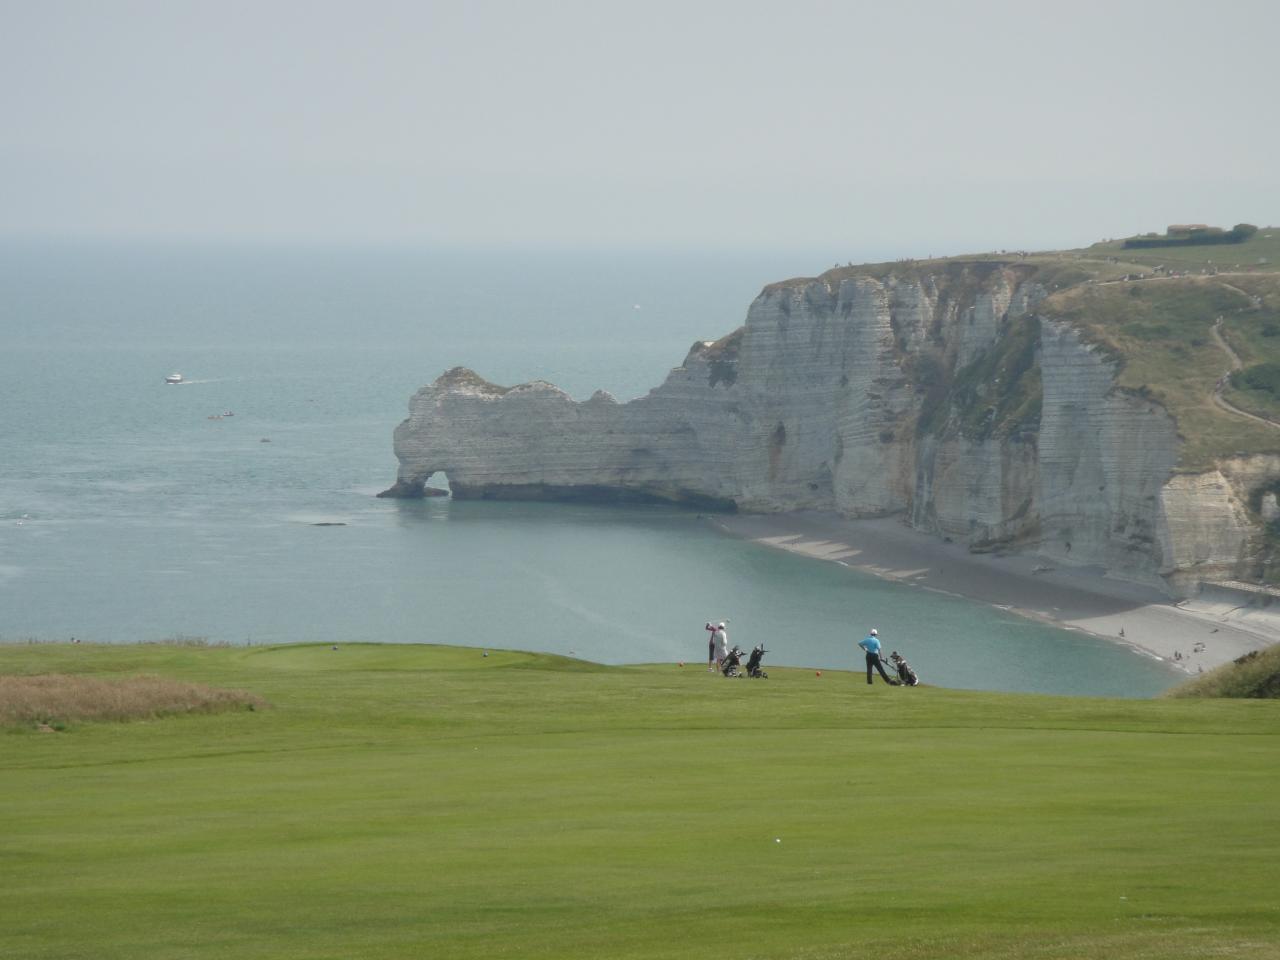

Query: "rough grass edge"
(0, 635), (233, 648)
(0, 674), (268, 729)
(1161, 643), (1280, 699)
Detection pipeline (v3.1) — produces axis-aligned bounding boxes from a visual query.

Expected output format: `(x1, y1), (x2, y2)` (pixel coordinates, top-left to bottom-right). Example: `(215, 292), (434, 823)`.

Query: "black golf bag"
(745, 644), (768, 679)
(888, 651), (919, 686)
(721, 645), (744, 678)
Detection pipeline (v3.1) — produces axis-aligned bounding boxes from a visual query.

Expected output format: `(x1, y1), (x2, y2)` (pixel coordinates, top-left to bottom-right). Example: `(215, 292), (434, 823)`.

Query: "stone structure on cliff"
(383, 260), (1280, 597)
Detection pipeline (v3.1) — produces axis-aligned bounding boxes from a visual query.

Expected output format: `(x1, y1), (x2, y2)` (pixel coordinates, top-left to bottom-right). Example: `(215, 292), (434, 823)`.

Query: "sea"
(0, 239), (1179, 696)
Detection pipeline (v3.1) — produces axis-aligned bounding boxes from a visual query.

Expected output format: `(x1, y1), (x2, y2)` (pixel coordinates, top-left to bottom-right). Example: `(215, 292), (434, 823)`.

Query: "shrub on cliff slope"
(1162, 644), (1280, 699)
(950, 314), (1041, 440)
(1232, 361), (1280, 396)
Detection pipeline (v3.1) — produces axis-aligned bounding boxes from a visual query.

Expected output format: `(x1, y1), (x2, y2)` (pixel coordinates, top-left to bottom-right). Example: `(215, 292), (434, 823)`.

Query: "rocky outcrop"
(384, 261), (1280, 597)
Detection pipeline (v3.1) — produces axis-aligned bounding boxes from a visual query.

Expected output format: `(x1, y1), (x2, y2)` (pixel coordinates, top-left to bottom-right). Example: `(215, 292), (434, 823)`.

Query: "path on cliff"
(1215, 278), (1254, 300)
(1209, 316), (1280, 430)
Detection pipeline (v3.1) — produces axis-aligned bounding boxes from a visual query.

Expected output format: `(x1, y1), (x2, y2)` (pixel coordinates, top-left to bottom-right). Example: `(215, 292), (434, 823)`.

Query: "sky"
(2, 0), (1277, 257)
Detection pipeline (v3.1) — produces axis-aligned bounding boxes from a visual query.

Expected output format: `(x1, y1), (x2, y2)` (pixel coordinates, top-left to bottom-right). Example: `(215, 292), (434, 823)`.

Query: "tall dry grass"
(0, 674), (266, 727)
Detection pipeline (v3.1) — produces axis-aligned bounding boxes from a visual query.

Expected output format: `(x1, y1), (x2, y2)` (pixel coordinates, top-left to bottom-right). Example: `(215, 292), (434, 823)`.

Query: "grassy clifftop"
(1088, 228), (1280, 273)
(3, 641), (1280, 960)
(794, 227), (1280, 288)
(1039, 272), (1280, 470)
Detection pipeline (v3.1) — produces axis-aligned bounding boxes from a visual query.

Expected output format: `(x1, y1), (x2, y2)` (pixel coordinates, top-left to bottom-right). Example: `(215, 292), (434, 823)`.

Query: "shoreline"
(713, 511), (1280, 675)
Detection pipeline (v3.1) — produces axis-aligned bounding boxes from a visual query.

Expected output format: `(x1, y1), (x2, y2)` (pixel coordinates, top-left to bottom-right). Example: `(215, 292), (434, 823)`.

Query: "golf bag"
(721, 645), (744, 678)
(745, 644), (768, 679)
(888, 651), (918, 686)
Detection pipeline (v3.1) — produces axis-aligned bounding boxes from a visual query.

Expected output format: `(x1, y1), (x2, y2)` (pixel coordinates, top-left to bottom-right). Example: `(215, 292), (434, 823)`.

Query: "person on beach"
(858, 628), (897, 685)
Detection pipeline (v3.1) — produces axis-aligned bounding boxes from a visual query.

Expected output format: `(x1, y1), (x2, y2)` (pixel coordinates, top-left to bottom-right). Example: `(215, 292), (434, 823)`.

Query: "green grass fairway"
(4, 643), (1279, 959)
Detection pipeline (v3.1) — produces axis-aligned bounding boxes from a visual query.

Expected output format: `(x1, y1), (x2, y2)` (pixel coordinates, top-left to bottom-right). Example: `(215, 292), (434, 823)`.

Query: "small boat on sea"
(165, 373), (183, 384)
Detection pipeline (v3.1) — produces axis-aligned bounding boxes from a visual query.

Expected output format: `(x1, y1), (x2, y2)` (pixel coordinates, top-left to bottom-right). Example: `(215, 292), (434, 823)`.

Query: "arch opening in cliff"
(423, 471), (452, 498)
(376, 471), (451, 499)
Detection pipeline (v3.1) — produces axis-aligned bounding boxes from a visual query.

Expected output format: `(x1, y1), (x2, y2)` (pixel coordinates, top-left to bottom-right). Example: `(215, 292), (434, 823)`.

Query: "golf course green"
(3, 641), (1278, 959)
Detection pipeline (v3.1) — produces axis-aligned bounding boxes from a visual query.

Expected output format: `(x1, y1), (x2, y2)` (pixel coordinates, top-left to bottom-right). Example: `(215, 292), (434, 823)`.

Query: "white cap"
(870, 628), (878, 636)
(719, 622), (726, 629)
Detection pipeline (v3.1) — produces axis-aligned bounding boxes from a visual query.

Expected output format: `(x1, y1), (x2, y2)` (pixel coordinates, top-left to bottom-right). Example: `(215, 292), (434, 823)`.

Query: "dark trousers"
(866, 652), (893, 685)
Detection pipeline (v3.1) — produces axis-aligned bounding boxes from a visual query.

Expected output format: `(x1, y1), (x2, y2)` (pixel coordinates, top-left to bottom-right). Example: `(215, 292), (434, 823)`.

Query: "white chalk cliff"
(384, 261), (1280, 597)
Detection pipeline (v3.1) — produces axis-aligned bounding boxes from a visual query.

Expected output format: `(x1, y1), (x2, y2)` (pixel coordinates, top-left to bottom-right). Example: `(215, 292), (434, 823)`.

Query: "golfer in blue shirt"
(858, 628), (896, 685)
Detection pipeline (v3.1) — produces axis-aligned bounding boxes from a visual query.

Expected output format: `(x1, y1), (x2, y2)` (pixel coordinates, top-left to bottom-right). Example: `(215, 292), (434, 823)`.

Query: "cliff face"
(385, 261), (1280, 596)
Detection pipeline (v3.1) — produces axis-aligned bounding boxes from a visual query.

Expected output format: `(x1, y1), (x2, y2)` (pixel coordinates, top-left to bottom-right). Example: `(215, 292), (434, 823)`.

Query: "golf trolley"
(888, 650), (919, 686)
(721, 645), (744, 677)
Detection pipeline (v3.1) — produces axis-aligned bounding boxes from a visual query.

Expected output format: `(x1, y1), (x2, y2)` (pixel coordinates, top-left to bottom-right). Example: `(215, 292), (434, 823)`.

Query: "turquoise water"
(0, 241), (1179, 696)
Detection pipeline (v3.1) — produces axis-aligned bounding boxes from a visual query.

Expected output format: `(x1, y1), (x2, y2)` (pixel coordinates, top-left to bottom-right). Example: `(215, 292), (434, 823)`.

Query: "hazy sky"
(3, 0), (1277, 255)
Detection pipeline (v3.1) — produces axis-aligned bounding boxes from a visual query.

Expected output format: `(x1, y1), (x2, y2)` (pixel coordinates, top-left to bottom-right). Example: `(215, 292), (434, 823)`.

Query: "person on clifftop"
(858, 628), (897, 686)
(706, 621), (729, 672)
